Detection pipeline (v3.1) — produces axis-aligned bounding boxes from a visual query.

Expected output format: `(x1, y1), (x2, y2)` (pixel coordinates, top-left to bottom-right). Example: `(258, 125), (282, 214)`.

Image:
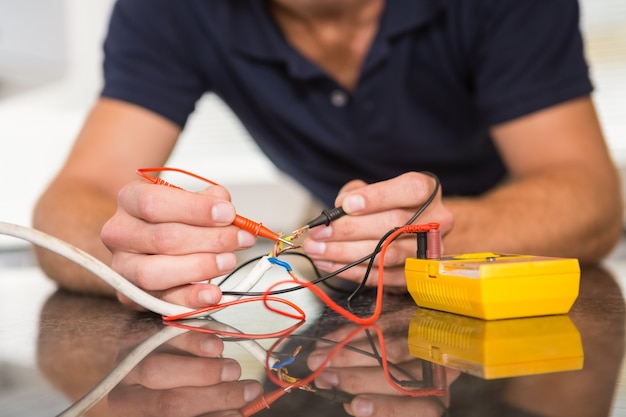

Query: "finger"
(345, 394), (446, 417)
(110, 252), (237, 290)
(160, 282), (224, 308)
(314, 366), (422, 396)
(103, 216), (255, 255)
(125, 355), (241, 388)
(108, 380), (263, 417)
(119, 181), (236, 226)
(337, 172), (439, 215)
(308, 344), (417, 372)
(304, 235), (416, 266)
(336, 179), (368, 201)
(308, 208), (420, 242)
(118, 282), (223, 310)
(303, 239), (416, 288)
(308, 339), (415, 370)
(303, 236), (379, 266)
(162, 330), (225, 358)
(312, 261), (408, 288)
(117, 291), (150, 311)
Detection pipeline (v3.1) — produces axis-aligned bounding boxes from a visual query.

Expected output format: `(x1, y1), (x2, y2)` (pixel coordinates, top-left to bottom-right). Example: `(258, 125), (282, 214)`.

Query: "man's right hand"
(101, 179), (257, 310)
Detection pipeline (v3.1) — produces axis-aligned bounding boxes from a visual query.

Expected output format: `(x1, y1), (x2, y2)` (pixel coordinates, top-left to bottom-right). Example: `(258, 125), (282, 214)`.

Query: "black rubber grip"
(307, 207), (347, 228)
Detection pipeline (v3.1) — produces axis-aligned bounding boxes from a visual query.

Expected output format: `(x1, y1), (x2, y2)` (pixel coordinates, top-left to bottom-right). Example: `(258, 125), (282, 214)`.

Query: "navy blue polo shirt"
(101, 0), (593, 207)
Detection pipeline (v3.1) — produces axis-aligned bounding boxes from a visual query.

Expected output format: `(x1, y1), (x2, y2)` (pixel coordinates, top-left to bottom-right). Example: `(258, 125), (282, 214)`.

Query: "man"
(33, 0), (623, 310)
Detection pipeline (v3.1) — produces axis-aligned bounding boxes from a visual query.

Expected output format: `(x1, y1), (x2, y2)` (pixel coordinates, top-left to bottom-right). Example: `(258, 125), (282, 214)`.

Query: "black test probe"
(292, 207), (347, 237)
(306, 207), (347, 229)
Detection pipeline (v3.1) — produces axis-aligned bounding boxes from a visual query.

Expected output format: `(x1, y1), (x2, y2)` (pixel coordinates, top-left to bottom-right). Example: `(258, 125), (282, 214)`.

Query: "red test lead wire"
(136, 167), (293, 246)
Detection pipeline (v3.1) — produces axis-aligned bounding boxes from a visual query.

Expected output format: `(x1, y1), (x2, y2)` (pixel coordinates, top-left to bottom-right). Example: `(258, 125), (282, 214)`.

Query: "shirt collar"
(230, 0), (445, 80)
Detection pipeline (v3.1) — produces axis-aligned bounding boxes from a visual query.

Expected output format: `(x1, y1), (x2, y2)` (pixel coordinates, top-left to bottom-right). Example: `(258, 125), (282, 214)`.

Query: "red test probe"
(136, 167), (293, 246)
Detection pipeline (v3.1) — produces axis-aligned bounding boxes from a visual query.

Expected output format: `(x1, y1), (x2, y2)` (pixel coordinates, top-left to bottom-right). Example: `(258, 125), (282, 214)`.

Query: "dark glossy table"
(2, 249), (626, 417)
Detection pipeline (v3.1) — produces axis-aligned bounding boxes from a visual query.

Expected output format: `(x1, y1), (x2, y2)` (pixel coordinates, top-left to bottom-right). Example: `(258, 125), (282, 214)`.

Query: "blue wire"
(271, 356), (296, 369)
(267, 257), (292, 271)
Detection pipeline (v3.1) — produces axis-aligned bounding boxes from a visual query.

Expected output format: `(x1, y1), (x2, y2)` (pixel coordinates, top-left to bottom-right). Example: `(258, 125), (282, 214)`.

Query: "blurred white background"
(0, 0), (624, 249)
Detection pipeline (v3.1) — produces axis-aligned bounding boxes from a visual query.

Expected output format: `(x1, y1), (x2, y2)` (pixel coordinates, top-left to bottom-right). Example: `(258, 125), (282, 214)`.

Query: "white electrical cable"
(0, 221), (191, 316)
(0, 222), (283, 415)
(220, 255), (274, 303)
(0, 221), (273, 317)
(0, 222), (306, 351)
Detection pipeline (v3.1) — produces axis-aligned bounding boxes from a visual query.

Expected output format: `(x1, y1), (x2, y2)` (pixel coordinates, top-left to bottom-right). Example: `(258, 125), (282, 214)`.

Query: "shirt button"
(330, 89), (349, 107)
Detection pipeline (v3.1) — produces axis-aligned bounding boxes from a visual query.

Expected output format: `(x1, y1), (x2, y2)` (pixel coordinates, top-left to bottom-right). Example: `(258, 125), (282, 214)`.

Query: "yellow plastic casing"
(407, 308), (584, 379)
(405, 253), (580, 320)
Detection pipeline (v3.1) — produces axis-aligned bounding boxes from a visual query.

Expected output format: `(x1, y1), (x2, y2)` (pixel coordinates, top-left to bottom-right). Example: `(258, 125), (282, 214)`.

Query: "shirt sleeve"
(471, 0), (593, 125)
(100, 0), (209, 127)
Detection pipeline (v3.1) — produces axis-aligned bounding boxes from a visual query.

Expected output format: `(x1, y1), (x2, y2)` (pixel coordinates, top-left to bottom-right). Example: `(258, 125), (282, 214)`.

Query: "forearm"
(443, 165), (624, 263)
(30, 98), (182, 297)
(32, 178), (117, 296)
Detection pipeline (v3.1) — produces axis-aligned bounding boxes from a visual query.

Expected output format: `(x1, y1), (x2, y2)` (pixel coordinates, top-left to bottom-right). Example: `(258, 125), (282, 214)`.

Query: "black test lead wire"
(223, 173), (441, 300)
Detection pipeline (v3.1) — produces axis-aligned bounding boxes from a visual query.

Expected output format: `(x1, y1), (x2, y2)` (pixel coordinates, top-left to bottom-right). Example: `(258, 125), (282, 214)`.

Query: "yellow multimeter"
(407, 307), (584, 379)
(404, 252), (580, 320)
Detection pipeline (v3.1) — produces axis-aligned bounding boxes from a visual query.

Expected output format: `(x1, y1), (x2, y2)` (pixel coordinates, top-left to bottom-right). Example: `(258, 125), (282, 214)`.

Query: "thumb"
(335, 179), (368, 211)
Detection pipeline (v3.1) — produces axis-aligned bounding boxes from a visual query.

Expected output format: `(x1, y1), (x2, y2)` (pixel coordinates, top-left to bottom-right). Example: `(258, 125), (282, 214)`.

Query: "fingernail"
(221, 361), (241, 382)
(237, 230), (256, 247)
(303, 240), (326, 255)
(316, 370), (339, 389)
(216, 253), (237, 271)
(244, 381), (264, 402)
(211, 202), (235, 223)
(199, 289), (220, 305)
(343, 194), (365, 213)
(352, 397), (374, 417)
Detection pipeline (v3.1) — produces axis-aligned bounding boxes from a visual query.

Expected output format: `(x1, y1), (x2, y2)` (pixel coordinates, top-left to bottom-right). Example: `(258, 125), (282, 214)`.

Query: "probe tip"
(289, 226), (309, 237)
(278, 237), (296, 247)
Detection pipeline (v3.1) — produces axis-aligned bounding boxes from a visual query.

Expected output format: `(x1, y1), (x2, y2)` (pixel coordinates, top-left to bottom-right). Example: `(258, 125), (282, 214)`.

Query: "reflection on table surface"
(26, 265), (623, 417)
